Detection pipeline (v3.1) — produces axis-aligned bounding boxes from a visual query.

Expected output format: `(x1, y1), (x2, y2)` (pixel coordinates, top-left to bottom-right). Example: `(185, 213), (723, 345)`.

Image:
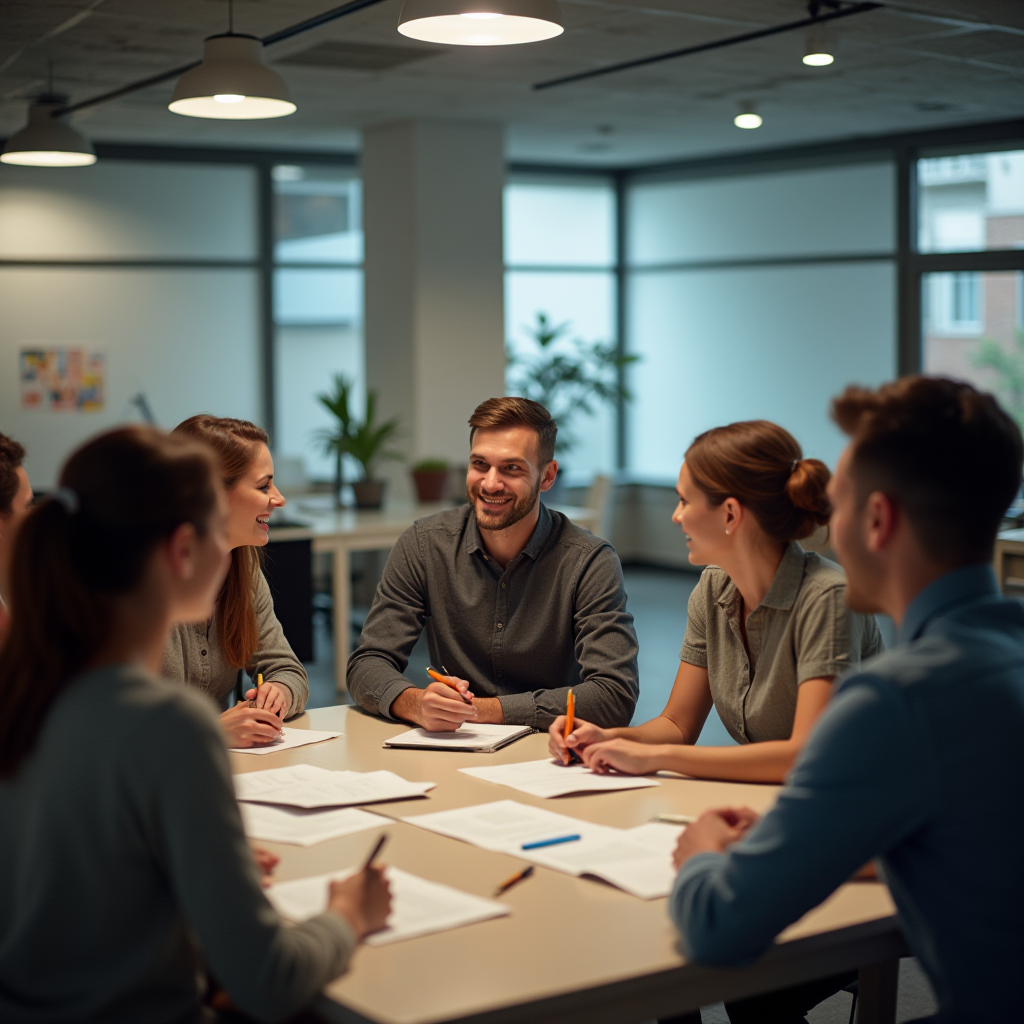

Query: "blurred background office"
(1, 0), (1022, 724)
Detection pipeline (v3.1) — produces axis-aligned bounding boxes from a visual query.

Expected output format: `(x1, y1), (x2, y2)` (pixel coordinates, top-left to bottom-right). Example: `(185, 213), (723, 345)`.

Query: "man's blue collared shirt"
(670, 565), (1024, 1024)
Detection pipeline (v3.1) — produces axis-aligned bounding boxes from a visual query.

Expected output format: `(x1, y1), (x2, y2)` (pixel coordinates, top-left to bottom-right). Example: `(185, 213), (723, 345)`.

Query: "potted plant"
(343, 388), (404, 509)
(506, 312), (638, 497)
(314, 373), (355, 508)
(411, 458), (450, 503)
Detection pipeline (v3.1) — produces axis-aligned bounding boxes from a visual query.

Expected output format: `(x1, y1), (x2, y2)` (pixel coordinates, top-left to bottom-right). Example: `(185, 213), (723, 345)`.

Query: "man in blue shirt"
(669, 376), (1024, 1024)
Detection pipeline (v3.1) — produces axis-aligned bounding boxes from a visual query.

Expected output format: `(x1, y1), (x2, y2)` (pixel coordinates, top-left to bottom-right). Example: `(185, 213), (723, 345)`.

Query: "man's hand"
(391, 678), (479, 732)
(252, 846), (280, 888)
(582, 738), (662, 775)
(243, 680), (289, 718)
(548, 716), (610, 764)
(672, 807), (760, 870)
(220, 703), (284, 747)
(329, 866), (392, 939)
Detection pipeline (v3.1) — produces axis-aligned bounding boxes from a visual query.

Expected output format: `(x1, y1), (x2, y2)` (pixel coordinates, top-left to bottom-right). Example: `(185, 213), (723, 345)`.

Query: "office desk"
(232, 707), (905, 1024)
(269, 502), (599, 696)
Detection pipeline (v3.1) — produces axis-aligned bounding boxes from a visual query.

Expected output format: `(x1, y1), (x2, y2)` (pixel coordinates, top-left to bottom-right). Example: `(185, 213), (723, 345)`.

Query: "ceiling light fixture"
(1, 96), (96, 167)
(733, 103), (762, 130)
(802, 19), (834, 65)
(397, 0), (563, 46)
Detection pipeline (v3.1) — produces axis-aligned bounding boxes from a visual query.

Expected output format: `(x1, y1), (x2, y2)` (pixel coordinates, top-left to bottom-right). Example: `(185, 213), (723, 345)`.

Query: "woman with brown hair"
(549, 419), (882, 784)
(165, 415), (309, 748)
(0, 426), (389, 1023)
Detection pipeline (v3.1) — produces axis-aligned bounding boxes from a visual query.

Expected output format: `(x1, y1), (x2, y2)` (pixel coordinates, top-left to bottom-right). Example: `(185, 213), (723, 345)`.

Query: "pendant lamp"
(397, 0), (563, 46)
(169, 35), (296, 119)
(1, 98), (96, 167)
(802, 21), (835, 66)
(733, 103), (762, 130)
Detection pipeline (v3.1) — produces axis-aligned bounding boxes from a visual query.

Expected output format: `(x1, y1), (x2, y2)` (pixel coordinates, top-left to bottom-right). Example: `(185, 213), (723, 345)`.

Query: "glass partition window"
(504, 176), (618, 479)
(918, 151), (1024, 254)
(273, 164), (364, 485)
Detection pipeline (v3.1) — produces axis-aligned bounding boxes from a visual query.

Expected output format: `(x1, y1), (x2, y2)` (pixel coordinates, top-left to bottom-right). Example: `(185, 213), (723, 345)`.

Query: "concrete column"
(362, 120), (506, 500)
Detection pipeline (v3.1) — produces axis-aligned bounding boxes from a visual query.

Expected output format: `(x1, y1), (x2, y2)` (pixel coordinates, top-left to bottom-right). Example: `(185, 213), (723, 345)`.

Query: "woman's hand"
(547, 716), (610, 764)
(243, 680), (289, 718)
(582, 737), (663, 775)
(672, 807), (760, 869)
(220, 703), (283, 748)
(329, 866), (392, 939)
(252, 847), (280, 888)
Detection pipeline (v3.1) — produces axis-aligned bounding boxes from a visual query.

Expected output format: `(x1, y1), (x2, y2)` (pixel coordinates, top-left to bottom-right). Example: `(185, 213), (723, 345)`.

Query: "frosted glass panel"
(504, 178), (615, 267)
(275, 268), (362, 325)
(917, 151), (1024, 254)
(505, 270), (617, 477)
(627, 262), (897, 479)
(0, 161), (256, 260)
(274, 165), (363, 264)
(627, 162), (895, 265)
(0, 267), (260, 487)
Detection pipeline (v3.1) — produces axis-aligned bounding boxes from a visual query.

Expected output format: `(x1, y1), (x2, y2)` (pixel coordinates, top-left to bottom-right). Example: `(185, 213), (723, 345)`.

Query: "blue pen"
(522, 834), (581, 850)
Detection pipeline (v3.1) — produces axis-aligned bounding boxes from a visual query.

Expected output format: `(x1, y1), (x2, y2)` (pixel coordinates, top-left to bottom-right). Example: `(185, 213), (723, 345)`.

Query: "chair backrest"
(586, 474), (615, 540)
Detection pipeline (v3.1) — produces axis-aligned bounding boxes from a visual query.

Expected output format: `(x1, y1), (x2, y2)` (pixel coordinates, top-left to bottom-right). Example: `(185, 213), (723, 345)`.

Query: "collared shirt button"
(497, 622), (503, 630)
(201, 649), (208, 657)
(497, 671), (504, 678)
(501, 582), (506, 589)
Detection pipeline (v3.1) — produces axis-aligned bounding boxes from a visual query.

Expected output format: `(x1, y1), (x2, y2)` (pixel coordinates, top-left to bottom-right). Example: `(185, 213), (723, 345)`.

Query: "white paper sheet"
(458, 758), (661, 798)
(239, 802), (391, 847)
(266, 866), (510, 945)
(383, 723), (532, 752)
(229, 727), (341, 755)
(234, 763), (435, 809)
(402, 800), (684, 900)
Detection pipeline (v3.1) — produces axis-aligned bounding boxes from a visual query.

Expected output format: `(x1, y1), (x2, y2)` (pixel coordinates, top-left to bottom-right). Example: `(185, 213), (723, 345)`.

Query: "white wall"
(0, 159), (260, 488)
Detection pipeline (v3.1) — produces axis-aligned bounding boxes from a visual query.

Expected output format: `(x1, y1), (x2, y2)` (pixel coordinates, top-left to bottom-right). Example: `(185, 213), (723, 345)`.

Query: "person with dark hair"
(348, 396), (639, 730)
(670, 377), (1024, 1024)
(0, 426), (390, 1024)
(549, 419), (881, 785)
(165, 415), (308, 748)
(0, 431), (32, 644)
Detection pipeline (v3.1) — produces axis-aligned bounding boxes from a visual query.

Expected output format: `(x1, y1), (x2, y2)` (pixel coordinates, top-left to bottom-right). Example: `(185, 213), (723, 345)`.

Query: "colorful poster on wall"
(19, 348), (106, 412)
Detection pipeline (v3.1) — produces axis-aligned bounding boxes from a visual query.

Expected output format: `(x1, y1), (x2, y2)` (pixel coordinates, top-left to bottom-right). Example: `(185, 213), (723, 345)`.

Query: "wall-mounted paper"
(20, 348), (105, 411)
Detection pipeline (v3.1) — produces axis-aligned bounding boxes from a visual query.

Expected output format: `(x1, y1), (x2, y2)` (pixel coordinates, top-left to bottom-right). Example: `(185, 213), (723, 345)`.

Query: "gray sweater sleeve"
(138, 695), (356, 1022)
(247, 570), (309, 718)
(497, 543), (639, 729)
(347, 526), (428, 719)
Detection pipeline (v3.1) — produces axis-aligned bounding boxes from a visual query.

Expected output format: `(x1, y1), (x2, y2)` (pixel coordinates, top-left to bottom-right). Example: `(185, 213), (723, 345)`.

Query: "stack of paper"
(267, 866), (511, 945)
(240, 803), (391, 847)
(383, 723), (533, 753)
(459, 759), (661, 798)
(234, 763), (435, 808)
(229, 727), (341, 755)
(402, 800), (684, 900)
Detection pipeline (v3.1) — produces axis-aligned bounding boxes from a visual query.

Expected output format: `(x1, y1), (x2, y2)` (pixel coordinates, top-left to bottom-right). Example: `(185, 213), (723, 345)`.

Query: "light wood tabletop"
(231, 705), (905, 1024)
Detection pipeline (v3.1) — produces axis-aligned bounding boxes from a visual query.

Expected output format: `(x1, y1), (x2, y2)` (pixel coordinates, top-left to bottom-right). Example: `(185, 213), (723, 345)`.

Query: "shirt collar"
(715, 542), (807, 615)
(465, 501), (553, 562)
(898, 563), (1000, 643)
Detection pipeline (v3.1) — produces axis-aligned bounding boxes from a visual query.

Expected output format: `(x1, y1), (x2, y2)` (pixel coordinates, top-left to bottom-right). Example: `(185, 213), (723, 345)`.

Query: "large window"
(503, 175), (618, 480)
(625, 162), (898, 478)
(272, 163), (364, 484)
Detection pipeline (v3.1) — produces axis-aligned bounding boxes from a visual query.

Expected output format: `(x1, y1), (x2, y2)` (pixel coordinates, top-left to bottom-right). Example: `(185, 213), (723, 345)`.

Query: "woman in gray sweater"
(165, 415), (309, 748)
(0, 425), (388, 1024)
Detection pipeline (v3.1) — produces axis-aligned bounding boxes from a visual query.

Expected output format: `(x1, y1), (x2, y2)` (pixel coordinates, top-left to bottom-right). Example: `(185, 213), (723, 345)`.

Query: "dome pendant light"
(397, 0), (563, 46)
(733, 102), (762, 130)
(169, 34), (295, 119)
(1, 96), (96, 167)
(802, 21), (834, 66)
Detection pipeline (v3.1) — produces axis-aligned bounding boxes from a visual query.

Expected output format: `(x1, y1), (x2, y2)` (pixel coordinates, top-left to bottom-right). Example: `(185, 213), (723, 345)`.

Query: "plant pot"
(412, 468), (449, 503)
(352, 480), (386, 510)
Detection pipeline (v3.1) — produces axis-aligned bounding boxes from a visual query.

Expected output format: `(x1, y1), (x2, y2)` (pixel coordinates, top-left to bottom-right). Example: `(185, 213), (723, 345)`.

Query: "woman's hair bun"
(786, 458), (832, 536)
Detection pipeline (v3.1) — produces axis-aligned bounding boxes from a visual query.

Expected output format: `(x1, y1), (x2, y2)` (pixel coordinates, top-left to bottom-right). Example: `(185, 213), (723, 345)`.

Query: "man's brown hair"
(0, 432), (26, 517)
(831, 376), (1023, 567)
(468, 397), (557, 465)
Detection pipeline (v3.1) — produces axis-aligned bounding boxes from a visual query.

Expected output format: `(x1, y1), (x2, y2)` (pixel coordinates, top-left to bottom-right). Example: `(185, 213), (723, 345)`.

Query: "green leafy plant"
(413, 457), (449, 472)
(971, 329), (1024, 432)
(314, 375), (404, 503)
(506, 312), (639, 456)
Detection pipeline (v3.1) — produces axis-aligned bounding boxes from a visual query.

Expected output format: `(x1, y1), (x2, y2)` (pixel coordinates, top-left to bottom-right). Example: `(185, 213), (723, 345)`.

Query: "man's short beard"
(469, 478), (542, 532)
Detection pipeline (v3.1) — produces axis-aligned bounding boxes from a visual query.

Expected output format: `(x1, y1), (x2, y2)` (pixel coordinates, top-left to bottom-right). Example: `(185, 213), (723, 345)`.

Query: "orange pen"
(563, 688), (576, 764)
(426, 666), (473, 705)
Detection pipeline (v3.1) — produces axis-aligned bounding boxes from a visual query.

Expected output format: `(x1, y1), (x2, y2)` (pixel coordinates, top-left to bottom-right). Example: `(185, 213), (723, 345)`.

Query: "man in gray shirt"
(348, 397), (639, 731)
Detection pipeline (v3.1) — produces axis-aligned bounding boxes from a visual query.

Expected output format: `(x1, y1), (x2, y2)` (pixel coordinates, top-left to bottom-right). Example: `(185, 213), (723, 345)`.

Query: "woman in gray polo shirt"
(550, 419), (882, 784)
(163, 415), (310, 748)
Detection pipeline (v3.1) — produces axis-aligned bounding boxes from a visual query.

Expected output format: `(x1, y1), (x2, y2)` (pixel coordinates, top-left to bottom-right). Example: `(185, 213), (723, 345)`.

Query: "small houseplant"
(315, 374), (403, 509)
(411, 458), (450, 503)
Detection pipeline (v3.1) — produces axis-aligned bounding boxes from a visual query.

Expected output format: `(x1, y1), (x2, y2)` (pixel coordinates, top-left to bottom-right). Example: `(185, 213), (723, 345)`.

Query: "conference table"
(269, 500), (599, 696)
(232, 706), (906, 1024)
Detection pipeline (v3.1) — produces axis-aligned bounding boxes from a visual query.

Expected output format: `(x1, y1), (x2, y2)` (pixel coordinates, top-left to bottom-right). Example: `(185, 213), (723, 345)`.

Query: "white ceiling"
(2, 0), (1023, 167)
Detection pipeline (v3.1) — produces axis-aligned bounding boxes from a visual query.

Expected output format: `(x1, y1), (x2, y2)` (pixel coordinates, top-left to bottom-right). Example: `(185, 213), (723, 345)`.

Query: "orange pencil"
(563, 689), (575, 764)
(426, 667), (473, 704)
